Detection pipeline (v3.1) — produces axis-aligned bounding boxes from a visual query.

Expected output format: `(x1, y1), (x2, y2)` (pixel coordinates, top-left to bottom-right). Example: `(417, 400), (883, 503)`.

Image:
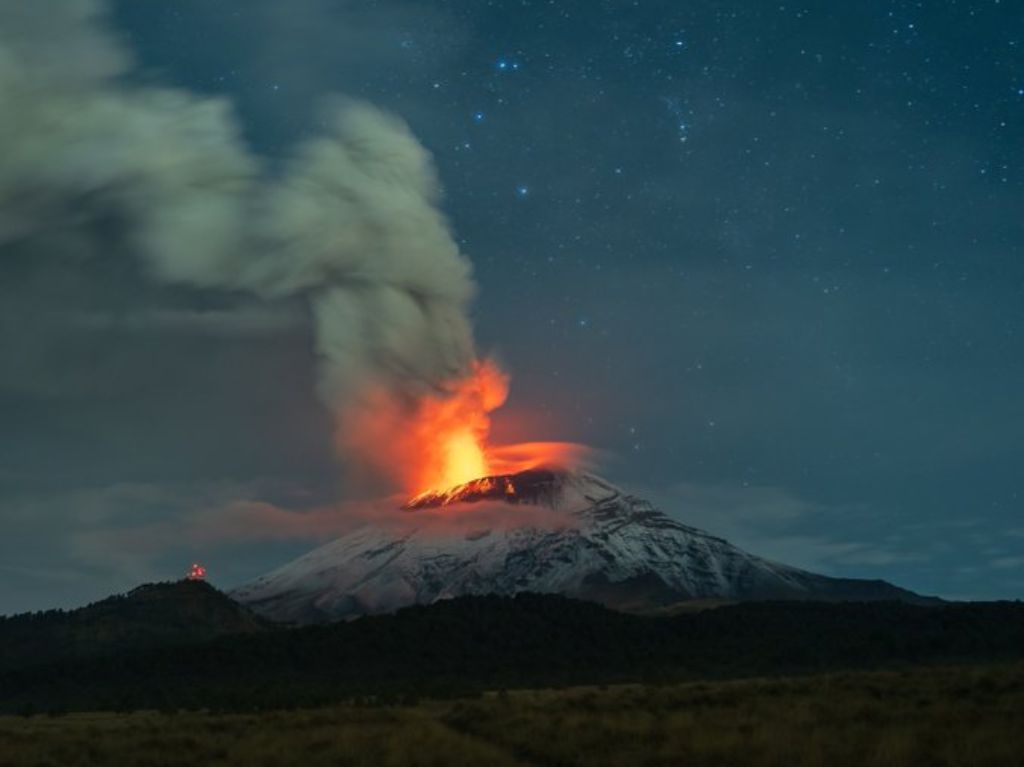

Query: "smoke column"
(0, 1), (480, 490)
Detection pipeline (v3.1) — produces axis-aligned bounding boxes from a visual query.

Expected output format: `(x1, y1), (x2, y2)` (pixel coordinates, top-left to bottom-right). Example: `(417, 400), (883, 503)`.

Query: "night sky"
(2, 0), (1022, 614)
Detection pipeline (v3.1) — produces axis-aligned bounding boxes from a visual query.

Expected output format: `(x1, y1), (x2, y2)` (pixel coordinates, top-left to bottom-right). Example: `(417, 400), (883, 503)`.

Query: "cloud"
(0, 479), (317, 611)
(0, 477), (582, 614)
(138, 490), (581, 552)
(649, 482), (819, 527)
(69, 305), (305, 337)
(0, 563), (85, 585)
(990, 557), (1024, 571)
(643, 480), (925, 575)
(0, 0), (481, 492)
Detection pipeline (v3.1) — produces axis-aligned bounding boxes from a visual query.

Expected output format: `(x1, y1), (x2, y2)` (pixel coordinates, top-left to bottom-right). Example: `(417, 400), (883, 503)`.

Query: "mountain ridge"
(232, 470), (937, 623)
(0, 579), (272, 673)
(3, 592), (1022, 714)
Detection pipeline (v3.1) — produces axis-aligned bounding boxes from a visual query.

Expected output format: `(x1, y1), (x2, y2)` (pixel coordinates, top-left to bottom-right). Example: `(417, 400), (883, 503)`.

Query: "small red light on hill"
(186, 563), (207, 581)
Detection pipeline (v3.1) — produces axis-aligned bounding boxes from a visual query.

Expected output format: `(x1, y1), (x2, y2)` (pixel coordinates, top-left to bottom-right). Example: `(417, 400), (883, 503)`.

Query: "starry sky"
(2, 0), (1022, 613)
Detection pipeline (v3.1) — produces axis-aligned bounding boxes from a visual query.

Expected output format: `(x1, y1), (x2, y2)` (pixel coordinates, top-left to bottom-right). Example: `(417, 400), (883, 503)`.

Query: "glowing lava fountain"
(342, 358), (591, 501)
(412, 358), (508, 493)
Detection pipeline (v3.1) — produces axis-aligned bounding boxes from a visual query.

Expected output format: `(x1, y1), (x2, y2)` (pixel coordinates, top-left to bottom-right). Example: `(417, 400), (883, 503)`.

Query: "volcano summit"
(231, 470), (934, 624)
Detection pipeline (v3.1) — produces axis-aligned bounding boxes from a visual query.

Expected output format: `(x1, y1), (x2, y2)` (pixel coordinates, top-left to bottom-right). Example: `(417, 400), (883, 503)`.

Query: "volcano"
(231, 470), (935, 624)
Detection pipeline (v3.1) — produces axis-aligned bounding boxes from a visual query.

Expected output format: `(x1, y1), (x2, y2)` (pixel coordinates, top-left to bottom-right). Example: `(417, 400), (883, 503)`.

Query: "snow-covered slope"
(231, 470), (931, 624)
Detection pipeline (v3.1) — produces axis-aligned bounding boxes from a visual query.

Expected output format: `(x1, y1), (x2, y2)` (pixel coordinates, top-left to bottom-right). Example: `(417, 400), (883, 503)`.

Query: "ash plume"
(0, 1), (477, 484)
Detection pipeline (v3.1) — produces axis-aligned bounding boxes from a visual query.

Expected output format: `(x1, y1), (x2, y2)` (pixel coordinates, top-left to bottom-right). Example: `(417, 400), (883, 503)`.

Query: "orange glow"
(405, 358), (510, 494)
(405, 474), (520, 510)
(186, 563), (206, 580)
(439, 429), (488, 489)
(487, 442), (594, 475)
(339, 358), (592, 498)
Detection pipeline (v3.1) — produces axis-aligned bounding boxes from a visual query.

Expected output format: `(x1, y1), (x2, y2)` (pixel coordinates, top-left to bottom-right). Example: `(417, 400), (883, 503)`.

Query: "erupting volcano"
(232, 468), (936, 624)
(404, 468), (574, 510)
(343, 357), (592, 502)
(402, 358), (509, 494)
(236, 336), (937, 624)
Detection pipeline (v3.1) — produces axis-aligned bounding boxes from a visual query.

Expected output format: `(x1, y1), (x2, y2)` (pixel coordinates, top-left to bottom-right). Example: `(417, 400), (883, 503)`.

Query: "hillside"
(233, 470), (936, 623)
(0, 580), (272, 674)
(2, 592), (1022, 713)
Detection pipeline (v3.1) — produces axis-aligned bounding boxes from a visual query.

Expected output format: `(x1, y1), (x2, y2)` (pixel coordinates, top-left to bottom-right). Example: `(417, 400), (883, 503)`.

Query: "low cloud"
(0, 478), (581, 613)
(990, 557), (1024, 571)
(70, 305), (305, 337)
(644, 480), (925, 575)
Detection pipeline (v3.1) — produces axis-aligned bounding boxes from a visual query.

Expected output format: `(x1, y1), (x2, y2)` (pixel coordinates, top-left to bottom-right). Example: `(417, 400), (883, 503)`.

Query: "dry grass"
(451, 663), (1024, 767)
(0, 708), (525, 767)
(1, 663), (1022, 767)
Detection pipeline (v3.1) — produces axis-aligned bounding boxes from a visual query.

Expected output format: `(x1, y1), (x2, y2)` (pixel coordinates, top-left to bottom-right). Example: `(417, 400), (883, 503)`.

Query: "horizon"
(1, 0), (1022, 615)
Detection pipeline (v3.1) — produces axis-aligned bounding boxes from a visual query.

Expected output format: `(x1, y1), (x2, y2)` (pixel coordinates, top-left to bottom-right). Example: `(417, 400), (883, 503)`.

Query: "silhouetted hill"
(0, 580), (272, 674)
(1, 591), (1022, 713)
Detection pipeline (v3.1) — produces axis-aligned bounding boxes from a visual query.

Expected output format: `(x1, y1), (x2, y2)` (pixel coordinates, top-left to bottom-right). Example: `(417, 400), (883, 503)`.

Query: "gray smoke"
(0, 1), (477, 462)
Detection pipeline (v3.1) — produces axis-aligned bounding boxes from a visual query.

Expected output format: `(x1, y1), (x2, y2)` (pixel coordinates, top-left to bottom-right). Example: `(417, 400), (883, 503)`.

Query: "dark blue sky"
(1, 1), (1022, 612)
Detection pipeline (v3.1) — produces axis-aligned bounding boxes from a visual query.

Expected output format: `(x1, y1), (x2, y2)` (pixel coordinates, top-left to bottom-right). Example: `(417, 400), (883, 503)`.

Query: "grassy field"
(1, 663), (1022, 767)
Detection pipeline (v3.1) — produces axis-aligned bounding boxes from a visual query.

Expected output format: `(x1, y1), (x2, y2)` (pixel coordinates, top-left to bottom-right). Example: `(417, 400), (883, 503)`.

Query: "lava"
(342, 357), (592, 500)
(404, 469), (562, 510)
(400, 361), (592, 500)
(411, 358), (509, 492)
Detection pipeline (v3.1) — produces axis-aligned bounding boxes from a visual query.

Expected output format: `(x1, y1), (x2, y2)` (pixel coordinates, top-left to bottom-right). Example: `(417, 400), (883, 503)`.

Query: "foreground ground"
(1, 663), (1022, 767)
